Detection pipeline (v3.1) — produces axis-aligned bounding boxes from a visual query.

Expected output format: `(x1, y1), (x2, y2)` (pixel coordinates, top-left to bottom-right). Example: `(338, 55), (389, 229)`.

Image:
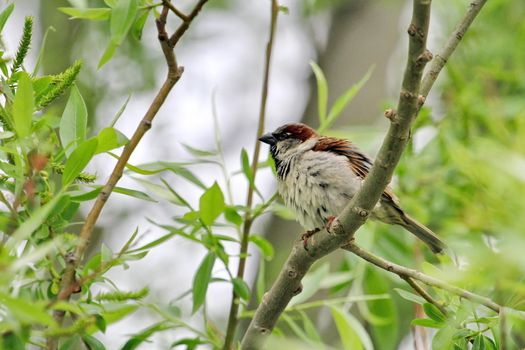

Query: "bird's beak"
(259, 132), (277, 145)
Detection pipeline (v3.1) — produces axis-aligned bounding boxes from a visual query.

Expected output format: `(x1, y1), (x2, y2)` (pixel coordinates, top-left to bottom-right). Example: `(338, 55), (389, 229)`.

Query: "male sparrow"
(259, 123), (445, 254)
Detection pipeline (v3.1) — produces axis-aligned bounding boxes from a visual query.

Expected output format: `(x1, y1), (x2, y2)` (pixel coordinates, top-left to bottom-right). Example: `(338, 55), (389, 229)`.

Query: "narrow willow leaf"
(423, 302), (447, 323)
(232, 278), (250, 301)
(98, 40), (118, 69)
(12, 71), (34, 138)
(192, 252), (216, 313)
(62, 138), (98, 186)
(120, 322), (172, 350)
(96, 127), (129, 154)
(394, 287), (426, 305)
(310, 61), (328, 124)
(60, 84), (87, 155)
(59, 7), (112, 21)
(319, 66), (373, 134)
(8, 192), (64, 247)
(241, 148), (254, 188)
(331, 308), (363, 350)
(411, 318), (445, 328)
(110, 0), (138, 44)
(131, 9), (149, 40)
(0, 3), (15, 32)
(249, 235), (274, 259)
(81, 334), (106, 350)
(199, 182), (225, 226)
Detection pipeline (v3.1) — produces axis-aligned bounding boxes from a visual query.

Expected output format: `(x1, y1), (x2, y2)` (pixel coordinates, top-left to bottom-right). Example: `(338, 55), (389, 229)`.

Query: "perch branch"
(240, 1), (433, 348)
(48, 1), (209, 349)
(342, 242), (500, 313)
(223, 1), (279, 349)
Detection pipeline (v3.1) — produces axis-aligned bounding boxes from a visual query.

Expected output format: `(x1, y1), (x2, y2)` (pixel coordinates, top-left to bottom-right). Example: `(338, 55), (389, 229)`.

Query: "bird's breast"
(277, 151), (362, 230)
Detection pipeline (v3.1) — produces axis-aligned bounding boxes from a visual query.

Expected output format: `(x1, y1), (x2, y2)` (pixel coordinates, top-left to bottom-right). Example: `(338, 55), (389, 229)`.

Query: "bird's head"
(259, 123), (318, 160)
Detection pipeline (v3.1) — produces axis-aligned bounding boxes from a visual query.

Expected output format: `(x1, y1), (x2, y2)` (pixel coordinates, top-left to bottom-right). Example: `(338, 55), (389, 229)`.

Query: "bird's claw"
(326, 215), (337, 234)
(301, 228), (320, 251)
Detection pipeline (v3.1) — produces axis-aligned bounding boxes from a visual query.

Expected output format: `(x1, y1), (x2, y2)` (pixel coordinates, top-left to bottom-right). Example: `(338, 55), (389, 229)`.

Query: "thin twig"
(342, 242), (500, 313)
(419, 0), (487, 98)
(222, 1), (279, 349)
(47, 1), (209, 349)
(404, 276), (448, 315)
(162, 0), (189, 21)
(169, 0), (209, 47)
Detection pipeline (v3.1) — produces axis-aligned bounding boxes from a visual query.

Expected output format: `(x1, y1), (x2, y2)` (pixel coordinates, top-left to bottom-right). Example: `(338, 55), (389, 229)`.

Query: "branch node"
(65, 252), (76, 264)
(287, 267), (297, 279)
(354, 207), (369, 219)
(418, 95), (426, 107)
(400, 89), (416, 100)
(141, 119), (152, 130)
(408, 23), (417, 36)
(417, 49), (433, 64)
(293, 283), (303, 296)
(384, 108), (398, 122)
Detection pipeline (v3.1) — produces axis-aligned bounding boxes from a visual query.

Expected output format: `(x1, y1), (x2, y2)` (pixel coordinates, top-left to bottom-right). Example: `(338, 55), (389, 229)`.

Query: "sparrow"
(259, 123), (445, 254)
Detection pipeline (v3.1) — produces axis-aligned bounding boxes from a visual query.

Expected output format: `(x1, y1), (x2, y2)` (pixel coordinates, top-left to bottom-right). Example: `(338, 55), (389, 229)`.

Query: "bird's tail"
(400, 215), (446, 254)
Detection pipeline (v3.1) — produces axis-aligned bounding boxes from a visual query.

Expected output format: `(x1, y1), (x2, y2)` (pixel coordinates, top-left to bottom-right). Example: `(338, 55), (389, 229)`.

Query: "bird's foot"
(301, 228), (321, 251)
(326, 215), (337, 234)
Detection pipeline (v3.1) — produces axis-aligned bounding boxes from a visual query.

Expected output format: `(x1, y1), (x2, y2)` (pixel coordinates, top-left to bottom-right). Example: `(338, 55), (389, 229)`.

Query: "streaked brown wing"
(312, 136), (401, 205)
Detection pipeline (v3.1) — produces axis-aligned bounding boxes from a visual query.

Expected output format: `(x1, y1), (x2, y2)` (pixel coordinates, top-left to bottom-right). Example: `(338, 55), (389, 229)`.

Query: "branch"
(223, 1), (279, 348)
(342, 242), (501, 313)
(420, 0), (487, 98)
(48, 1), (209, 349)
(240, 0), (488, 347)
(403, 276), (448, 316)
(169, 0), (209, 47)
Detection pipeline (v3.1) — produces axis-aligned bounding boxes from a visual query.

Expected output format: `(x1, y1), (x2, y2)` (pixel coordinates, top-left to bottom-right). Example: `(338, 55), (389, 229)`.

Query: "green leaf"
(423, 302), (447, 323)
(394, 287), (426, 305)
(249, 235), (274, 260)
(241, 148), (255, 188)
(81, 334), (106, 350)
(110, 0), (138, 45)
(113, 186), (156, 202)
(124, 160), (207, 189)
(411, 318), (445, 328)
(330, 307), (373, 350)
(0, 294), (55, 326)
(96, 127), (129, 154)
(131, 9), (149, 40)
(62, 138), (98, 186)
(310, 61), (328, 124)
(192, 252), (215, 313)
(199, 182), (225, 226)
(224, 207), (243, 227)
(60, 84), (87, 155)
(8, 192), (64, 246)
(432, 326), (456, 350)
(12, 71), (34, 138)
(98, 40), (119, 69)
(121, 322), (172, 350)
(182, 143), (217, 157)
(232, 278), (250, 301)
(59, 7), (111, 21)
(0, 3), (15, 32)
(319, 66), (373, 133)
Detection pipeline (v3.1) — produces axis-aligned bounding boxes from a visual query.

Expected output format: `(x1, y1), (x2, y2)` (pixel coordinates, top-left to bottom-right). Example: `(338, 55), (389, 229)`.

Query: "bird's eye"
(284, 132), (292, 138)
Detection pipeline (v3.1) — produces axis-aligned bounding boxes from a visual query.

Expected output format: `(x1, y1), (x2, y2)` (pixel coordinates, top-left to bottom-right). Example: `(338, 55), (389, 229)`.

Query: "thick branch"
(48, 2), (208, 349)
(223, 1), (279, 349)
(342, 242), (501, 313)
(240, 0), (492, 348)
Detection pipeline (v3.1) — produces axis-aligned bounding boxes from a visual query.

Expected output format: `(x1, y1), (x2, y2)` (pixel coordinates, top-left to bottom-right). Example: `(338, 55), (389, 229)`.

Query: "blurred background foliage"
(0, 0), (523, 349)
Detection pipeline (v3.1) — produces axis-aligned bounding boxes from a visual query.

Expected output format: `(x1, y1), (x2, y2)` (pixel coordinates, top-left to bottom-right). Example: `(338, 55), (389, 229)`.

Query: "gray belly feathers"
(277, 151), (362, 230)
